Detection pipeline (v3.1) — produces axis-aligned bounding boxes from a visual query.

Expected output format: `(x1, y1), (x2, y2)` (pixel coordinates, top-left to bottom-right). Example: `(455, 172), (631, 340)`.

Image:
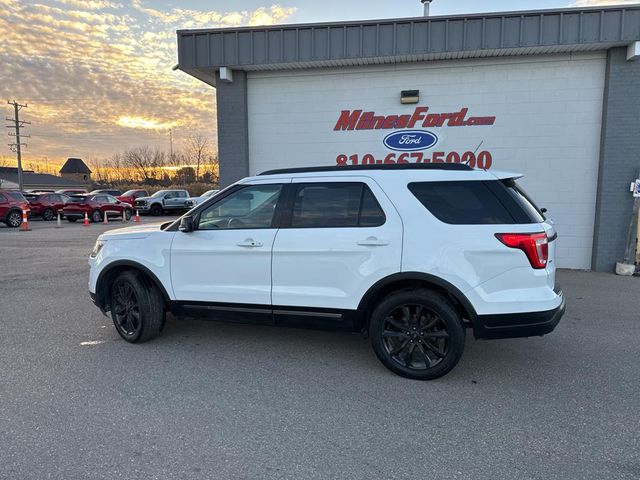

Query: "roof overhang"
(176, 5), (640, 87)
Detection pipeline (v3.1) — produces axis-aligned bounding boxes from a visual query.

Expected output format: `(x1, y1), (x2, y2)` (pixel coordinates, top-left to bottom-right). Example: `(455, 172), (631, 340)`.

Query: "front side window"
(290, 183), (385, 228)
(198, 184), (282, 230)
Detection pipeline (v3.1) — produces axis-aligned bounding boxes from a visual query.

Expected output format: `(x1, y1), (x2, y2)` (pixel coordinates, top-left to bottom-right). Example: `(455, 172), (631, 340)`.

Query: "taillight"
(495, 232), (549, 269)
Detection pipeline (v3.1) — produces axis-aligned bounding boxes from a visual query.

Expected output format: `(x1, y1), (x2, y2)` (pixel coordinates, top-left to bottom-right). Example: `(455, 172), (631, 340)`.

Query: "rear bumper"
(474, 290), (565, 339)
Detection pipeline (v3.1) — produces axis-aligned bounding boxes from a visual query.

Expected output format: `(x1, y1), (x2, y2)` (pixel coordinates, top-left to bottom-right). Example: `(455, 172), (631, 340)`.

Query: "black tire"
(67, 218), (77, 223)
(150, 204), (162, 216)
(6, 210), (22, 228)
(91, 209), (102, 223)
(110, 270), (164, 343)
(370, 289), (465, 380)
(42, 208), (55, 221)
(124, 209), (132, 221)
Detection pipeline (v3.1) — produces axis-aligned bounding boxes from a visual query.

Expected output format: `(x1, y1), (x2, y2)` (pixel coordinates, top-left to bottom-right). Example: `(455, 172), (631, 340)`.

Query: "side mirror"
(179, 216), (195, 233)
(541, 208), (548, 214)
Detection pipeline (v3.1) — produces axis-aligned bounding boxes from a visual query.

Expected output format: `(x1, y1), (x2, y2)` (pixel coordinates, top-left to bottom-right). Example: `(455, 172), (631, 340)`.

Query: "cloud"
(0, 0), (296, 164)
(571, 0), (638, 6)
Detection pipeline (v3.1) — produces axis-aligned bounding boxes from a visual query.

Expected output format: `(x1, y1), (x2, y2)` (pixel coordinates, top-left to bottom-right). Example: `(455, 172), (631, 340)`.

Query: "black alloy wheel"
(112, 279), (141, 338)
(110, 270), (164, 343)
(6, 210), (22, 228)
(42, 208), (55, 221)
(370, 289), (465, 380)
(381, 304), (449, 370)
(91, 209), (102, 223)
(124, 209), (132, 221)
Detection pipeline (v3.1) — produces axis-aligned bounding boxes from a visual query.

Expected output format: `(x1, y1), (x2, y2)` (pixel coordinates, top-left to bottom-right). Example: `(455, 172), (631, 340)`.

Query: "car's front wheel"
(110, 270), (164, 343)
(6, 210), (22, 228)
(124, 209), (132, 221)
(370, 289), (465, 380)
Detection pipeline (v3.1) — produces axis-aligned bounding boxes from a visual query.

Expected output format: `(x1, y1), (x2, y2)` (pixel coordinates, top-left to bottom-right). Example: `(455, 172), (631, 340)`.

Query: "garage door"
(247, 53), (606, 269)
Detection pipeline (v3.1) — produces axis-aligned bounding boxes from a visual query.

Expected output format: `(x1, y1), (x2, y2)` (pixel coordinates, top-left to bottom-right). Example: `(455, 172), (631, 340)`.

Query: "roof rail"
(259, 163), (473, 176)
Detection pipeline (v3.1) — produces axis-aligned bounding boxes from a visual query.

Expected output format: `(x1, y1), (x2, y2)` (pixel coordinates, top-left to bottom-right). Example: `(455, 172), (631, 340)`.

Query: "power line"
(6, 100), (30, 191)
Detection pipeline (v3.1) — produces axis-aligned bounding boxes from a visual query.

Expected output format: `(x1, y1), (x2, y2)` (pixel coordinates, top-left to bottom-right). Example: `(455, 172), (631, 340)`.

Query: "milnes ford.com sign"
(333, 106), (496, 169)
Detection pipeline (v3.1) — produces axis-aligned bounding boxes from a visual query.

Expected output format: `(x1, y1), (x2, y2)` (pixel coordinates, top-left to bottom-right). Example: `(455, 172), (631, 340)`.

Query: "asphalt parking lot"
(1, 219), (639, 480)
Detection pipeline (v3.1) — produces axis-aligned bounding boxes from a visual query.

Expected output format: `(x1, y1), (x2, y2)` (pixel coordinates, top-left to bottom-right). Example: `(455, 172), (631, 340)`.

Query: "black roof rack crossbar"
(259, 163), (473, 176)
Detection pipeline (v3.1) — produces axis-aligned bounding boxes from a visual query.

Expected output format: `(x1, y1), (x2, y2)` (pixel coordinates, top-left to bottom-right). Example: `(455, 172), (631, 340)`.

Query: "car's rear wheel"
(6, 210), (22, 228)
(110, 270), (164, 343)
(150, 204), (162, 216)
(42, 208), (55, 221)
(91, 209), (102, 223)
(370, 289), (465, 380)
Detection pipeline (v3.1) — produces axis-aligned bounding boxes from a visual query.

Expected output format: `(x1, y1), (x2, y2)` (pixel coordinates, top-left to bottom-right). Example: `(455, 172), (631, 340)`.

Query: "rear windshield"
(408, 180), (544, 225)
(7, 192), (26, 202)
(68, 195), (88, 203)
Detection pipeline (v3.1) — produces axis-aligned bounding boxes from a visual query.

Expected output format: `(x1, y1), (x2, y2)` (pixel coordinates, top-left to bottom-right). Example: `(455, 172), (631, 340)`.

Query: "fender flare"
(95, 260), (171, 309)
(357, 272), (478, 322)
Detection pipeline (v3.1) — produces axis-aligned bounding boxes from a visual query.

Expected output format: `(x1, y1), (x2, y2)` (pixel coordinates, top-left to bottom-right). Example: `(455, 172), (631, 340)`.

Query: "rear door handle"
(237, 239), (263, 248)
(357, 237), (389, 247)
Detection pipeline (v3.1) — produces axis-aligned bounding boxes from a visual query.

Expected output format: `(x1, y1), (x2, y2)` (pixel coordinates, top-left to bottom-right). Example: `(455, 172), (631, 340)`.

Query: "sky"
(1, 0), (635, 168)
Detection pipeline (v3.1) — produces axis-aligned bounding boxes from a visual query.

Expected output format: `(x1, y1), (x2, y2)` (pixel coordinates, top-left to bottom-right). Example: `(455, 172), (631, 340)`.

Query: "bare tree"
(122, 147), (156, 183)
(185, 135), (212, 182)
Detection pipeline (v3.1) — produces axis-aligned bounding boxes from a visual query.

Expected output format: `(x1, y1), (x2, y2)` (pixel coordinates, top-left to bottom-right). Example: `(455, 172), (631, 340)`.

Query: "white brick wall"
(247, 53), (606, 269)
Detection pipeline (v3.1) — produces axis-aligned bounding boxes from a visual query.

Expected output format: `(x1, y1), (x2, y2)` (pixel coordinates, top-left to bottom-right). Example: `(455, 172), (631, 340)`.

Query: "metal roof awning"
(177, 5), (640, 86)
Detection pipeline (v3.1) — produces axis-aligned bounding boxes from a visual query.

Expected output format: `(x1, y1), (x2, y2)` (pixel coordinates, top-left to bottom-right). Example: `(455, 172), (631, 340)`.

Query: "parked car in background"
(134, 189), (190, 216)
(63, 194), (132, 223)
(56, 188), (87, 195)
(26, 189), (55, 194)
(24, 193), (69, 221)
(116, 189), (149, 208)
(185, 189), (220, 208)
(0, 190), (30, 228)
(90, 189), (123, 197)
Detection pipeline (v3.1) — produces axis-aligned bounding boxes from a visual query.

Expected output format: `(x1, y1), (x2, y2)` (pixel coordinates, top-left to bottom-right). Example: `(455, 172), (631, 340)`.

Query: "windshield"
(122, 190), (139, 197)
(203, 190), (218, 198)
(7, 192), (26, 202)
(151, 190), (168, 198)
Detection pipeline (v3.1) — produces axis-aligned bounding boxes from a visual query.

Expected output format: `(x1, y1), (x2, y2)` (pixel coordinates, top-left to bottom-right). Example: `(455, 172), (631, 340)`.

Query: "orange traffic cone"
(135, 210), (140, 223)
(103, 211), (109, 224)
(20, 209), (31, 232)
(84, 211), (90, 226)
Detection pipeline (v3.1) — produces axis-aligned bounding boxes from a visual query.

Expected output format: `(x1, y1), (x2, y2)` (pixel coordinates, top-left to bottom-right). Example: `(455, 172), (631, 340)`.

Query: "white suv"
(89, 164), (565, 380)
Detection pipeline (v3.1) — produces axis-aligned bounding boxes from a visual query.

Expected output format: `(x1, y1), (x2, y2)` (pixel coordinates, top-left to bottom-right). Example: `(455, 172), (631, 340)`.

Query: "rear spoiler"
(488, 170), (523, 180)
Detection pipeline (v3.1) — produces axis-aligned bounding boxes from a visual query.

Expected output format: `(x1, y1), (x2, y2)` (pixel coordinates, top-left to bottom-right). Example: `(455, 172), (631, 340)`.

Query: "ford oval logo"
(383, 130), (438, 152)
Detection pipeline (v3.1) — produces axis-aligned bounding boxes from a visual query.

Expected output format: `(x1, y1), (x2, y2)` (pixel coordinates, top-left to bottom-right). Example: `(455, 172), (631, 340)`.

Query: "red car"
(63, 194), (132, 223)
(56, 188), (87, 195)
(0, 190), (31, 228)
(116, 189), (148, 207)
(24, 193), (69, 221)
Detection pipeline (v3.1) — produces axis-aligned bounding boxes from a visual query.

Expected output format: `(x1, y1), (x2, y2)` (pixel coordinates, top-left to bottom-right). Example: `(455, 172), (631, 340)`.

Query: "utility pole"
(6, 100), (30, 191)
(169, 128), (174, 163)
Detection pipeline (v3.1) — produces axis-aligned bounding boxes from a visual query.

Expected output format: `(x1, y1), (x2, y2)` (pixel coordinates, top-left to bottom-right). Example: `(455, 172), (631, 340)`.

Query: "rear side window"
(408, 180), (543, 225)
(0, 194), (7, 203)
(290, 183), (385, 228)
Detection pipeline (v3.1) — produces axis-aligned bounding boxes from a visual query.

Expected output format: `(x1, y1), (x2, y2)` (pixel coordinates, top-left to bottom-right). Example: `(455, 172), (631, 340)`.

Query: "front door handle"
(357, 237), (389, 246)
(237, 239), (263, 248)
